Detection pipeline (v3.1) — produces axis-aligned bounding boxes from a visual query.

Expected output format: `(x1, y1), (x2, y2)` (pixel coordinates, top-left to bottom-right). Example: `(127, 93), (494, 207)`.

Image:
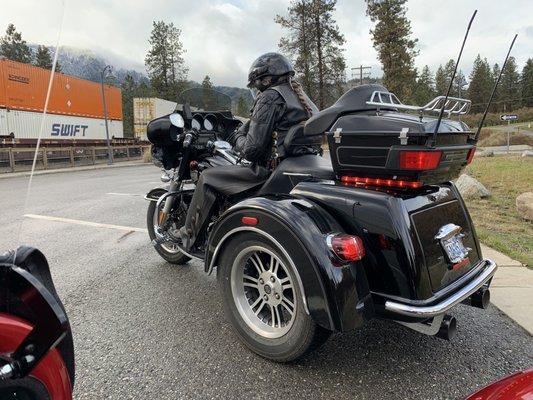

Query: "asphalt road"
(1, 165), (532, 399)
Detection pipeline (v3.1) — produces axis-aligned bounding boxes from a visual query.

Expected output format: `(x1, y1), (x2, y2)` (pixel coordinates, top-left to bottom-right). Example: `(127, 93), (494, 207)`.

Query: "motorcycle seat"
(259, 154), (334, 195)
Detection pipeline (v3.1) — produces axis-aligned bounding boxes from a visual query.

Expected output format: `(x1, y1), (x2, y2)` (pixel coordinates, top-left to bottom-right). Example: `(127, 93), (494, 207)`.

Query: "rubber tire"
(147, 201), (191, 265)
(218, 233), (331, 362)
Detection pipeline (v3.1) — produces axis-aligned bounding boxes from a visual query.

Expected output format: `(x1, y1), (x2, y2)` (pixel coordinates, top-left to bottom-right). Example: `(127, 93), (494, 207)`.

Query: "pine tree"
(491, 63), (501, 112)
(434, 60), (456, 96)
(499, 56), (520, 111)
(521, 58), (533, 107)
(454, 70), (467, 98)
(235, 95), (249, 117)
(310, 0), (346, 108)
(34, 45), (61, 72)
(468, 55), (492, 113)
(435, 65), (447, 96)
(201, 75), (217, 110)
(121, 75), (137, 138)
(0, 23), (33, 63)
(365, 0), (418, 102)
(145, 21), (188, 101)
(276, 0), (346, 108)
(276, 1), (316, 99)
(413, 65), (435, 105)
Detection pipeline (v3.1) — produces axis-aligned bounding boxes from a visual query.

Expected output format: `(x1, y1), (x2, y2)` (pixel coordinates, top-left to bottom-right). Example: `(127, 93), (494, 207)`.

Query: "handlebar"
(183, 132), (194, 148)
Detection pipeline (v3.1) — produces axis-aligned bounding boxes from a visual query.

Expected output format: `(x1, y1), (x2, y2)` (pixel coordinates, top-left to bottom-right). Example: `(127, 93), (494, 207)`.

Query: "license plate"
(435, 223), (471, 266)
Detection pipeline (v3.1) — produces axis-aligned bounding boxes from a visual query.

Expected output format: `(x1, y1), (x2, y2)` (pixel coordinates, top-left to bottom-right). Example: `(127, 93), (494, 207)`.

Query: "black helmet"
(247, 52), (295, 88)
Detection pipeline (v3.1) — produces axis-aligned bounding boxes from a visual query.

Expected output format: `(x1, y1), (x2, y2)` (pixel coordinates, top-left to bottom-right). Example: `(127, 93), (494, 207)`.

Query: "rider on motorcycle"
(181, 52), (319, 251)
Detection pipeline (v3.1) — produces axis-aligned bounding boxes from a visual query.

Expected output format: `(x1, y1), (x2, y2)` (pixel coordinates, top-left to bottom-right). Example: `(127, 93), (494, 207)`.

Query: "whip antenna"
(474, 34), (518, 141)
(430, 10), (477, 146)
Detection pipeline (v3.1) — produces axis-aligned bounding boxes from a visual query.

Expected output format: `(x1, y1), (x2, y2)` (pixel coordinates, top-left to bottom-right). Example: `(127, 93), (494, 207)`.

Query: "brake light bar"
(399, 150), (442, 170)
(341, 176), (423, 189)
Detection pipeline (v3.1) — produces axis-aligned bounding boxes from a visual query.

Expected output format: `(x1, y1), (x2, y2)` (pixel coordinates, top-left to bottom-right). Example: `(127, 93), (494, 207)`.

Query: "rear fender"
(206, 195), (374, 332)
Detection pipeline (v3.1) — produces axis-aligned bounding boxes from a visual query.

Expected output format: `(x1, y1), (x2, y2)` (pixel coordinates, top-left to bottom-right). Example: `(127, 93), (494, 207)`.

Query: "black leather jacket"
(231, 82), (318, 166)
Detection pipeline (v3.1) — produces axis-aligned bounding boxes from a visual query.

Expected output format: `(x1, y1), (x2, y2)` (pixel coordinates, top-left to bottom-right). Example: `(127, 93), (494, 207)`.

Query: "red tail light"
(327, 234), (365, 262)
(399, 150), (442, 170)
(341, 176), (423, 189)
(466, 147), (476, 164)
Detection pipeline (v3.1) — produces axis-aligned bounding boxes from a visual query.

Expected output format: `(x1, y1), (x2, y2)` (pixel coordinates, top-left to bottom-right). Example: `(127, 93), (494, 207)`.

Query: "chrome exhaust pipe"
(436, 314), (457, 341)
(464, 286), (491, 309)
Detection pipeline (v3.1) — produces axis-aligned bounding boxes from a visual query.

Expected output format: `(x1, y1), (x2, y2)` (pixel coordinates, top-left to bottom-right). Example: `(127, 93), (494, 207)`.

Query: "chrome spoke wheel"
(152, 200), (186, 254)
(231, 246), (296, 339)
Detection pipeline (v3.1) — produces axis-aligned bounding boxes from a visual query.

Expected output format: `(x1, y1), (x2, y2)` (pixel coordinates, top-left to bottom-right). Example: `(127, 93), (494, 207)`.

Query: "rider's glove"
(227, 120), (250, 147)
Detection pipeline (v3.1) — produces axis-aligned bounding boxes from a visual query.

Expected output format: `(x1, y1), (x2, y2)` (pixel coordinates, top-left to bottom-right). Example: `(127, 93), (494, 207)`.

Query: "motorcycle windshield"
(178, 88), (232, 112)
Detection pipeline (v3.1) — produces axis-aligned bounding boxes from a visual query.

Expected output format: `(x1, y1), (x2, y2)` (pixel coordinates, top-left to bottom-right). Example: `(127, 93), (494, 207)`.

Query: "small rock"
(476, 149), (494, 157)
(455, 174), (491, 199)
(521, 150), (533, 157)
(516, 192), (533, 221)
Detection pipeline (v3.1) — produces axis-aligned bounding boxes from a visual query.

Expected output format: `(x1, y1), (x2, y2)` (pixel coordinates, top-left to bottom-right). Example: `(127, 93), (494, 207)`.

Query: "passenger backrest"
(278, 123), (324, 158)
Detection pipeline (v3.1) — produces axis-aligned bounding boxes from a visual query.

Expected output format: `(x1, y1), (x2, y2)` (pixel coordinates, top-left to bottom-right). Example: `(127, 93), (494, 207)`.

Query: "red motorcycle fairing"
(0, 313), (72, 400)
(465, 368), (533, 400)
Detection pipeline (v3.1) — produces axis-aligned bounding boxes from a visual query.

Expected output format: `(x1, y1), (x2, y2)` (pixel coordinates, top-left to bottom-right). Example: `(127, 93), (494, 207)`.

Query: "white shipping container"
(0, 108), (124, 140)
(133, 97), (177, 141)
(134, 123), (148, 141)
(133, 98), (177, 125)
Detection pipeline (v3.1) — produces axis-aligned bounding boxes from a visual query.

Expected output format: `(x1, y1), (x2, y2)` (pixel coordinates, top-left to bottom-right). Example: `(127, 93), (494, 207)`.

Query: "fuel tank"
(291, 181), (482, 301)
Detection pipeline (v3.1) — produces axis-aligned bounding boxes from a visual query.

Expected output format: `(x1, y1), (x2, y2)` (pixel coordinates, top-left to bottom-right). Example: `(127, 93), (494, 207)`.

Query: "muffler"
(464, 286), (491, 309)
(435, 314), (457, 341)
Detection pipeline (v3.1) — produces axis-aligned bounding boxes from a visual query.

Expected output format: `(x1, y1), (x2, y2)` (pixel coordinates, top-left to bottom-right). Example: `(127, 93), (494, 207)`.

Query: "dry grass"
(477, 128), (533, 147)
(464, 155), (533, 266)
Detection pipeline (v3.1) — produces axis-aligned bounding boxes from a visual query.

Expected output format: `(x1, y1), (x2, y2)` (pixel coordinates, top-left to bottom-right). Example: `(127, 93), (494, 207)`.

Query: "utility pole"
(101, 65), (113, 165)
(351, 65), (372, 86)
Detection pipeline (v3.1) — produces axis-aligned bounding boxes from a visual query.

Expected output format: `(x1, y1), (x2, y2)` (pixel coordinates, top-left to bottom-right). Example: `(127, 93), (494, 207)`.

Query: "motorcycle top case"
(307, 85), (476, 185)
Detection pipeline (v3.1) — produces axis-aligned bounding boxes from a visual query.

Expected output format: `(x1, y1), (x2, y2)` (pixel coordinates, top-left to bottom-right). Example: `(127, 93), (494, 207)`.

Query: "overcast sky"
(2, 0), (532, 87)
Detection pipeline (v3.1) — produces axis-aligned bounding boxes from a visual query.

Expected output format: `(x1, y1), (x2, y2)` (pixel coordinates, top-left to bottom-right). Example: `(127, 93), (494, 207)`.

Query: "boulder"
(516, 192), (533, 221)
(455, 174), (491, 199)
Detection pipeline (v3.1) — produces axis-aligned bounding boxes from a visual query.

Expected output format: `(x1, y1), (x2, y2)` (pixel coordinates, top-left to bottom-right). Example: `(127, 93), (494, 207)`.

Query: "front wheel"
(147, 200), (191, 265)
(218, 233), (330, 362)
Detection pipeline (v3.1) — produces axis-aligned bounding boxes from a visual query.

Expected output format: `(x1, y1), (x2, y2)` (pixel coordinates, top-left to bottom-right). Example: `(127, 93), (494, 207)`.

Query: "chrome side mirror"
(169, 113), (185, 128)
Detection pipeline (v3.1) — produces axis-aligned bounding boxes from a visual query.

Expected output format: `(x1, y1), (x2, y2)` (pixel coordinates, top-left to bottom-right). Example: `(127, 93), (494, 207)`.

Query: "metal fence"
(0, 145), (151, 173)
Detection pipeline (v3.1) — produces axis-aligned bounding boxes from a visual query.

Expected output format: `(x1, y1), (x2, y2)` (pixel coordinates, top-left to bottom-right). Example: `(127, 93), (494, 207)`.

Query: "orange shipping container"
(0, 59), (122, 120)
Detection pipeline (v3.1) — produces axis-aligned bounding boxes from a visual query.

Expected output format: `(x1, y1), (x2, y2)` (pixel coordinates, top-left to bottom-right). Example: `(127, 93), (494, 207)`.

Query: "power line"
(350, 65), (372, 85)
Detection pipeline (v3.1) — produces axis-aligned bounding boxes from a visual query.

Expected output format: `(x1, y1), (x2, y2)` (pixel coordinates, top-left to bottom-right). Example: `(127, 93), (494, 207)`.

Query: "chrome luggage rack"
(366, 91), (471, 116)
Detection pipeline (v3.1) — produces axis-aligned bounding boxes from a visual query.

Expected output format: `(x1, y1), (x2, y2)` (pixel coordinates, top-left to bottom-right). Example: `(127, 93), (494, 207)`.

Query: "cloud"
(1, 0), (532, 87)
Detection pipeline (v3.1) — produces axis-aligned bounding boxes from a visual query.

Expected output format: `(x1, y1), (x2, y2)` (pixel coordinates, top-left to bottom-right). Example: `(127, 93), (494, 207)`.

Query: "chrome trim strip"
(282, 172), (313, 177)
(385, 259), (497, 318)
(207, 226), (310, 315)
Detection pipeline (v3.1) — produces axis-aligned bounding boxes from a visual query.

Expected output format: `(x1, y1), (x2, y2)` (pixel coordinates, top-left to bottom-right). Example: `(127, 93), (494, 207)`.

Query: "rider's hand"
(227, 120), (250, 146)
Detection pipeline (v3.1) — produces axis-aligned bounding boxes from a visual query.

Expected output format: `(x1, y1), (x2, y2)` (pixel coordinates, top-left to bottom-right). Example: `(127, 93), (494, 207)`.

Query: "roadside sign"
(501, 114), (518, 121)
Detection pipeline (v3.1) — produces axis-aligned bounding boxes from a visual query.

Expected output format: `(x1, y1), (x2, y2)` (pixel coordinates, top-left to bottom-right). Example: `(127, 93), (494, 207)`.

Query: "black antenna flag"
(430, 10), (477, 147)
(474, 34), (518, 141)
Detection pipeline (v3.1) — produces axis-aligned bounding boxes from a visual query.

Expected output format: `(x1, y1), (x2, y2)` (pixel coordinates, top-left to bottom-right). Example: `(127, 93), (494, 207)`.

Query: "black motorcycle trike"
(145, 86), (496, 362)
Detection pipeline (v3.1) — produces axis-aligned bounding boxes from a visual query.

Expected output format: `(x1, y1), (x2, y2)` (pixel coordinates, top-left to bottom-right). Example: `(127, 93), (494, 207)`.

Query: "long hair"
(288, 77), (315, 118)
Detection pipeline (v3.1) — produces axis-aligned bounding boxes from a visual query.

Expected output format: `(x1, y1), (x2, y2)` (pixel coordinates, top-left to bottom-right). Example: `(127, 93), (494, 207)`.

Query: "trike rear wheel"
(218, 233), (330, 362)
